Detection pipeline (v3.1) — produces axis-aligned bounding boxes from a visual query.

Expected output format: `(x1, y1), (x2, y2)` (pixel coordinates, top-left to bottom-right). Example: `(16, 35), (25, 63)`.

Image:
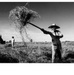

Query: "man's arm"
(40, 28), (54, 38)
(27, 22), (54, 38)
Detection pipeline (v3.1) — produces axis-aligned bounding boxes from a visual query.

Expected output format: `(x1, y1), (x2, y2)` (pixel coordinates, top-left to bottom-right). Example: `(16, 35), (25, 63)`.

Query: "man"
(40, 26), (63, 63)
(28, 22), (63, 62)
(11, 36), (15, 48)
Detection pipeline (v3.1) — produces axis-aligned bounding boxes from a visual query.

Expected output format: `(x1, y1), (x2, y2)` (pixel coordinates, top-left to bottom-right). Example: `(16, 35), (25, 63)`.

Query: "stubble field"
(0, 41), (74, 63)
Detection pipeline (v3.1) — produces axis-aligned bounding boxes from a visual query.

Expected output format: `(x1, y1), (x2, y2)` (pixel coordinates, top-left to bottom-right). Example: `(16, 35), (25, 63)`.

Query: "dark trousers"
(54, 49), (62, 62)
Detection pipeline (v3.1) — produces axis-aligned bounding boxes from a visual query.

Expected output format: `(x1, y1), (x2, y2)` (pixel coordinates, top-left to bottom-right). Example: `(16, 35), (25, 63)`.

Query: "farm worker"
(11, 36), (15, 48)
(40, 24), (63, 63)
(28, 22), (63, 63)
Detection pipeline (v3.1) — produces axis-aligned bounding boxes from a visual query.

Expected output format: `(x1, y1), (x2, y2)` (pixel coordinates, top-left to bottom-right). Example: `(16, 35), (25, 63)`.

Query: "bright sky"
(0, 2), (74, 42)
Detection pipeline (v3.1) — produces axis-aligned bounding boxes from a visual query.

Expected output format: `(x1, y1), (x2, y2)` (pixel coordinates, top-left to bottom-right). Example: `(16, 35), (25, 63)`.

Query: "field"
(0, 41), (74, 63)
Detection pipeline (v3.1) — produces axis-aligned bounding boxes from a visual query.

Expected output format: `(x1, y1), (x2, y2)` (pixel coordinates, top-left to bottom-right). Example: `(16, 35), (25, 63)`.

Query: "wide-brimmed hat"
(48, 24), (60, 29)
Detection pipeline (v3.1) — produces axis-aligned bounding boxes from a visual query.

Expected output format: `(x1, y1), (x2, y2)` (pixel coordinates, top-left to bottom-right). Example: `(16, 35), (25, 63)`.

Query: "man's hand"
(40, 28), (50, 34)
(40, 28), (46, 33)
(40, 28), (45, 31)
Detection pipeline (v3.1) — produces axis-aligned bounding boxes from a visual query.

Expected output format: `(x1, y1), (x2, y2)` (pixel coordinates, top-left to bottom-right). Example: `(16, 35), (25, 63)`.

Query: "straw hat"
(48, 24), (60, 29)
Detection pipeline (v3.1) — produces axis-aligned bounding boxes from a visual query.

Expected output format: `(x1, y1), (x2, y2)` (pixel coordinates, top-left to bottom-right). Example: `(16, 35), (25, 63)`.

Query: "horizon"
(0, 2), (74, 42)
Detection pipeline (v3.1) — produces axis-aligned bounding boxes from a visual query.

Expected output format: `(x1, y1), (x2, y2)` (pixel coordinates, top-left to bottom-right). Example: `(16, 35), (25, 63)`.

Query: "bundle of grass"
(9, 6), (40, 47)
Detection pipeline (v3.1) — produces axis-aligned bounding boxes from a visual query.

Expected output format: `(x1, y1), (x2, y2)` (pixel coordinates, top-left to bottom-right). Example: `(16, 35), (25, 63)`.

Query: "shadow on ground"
(0, 53), (19, 63)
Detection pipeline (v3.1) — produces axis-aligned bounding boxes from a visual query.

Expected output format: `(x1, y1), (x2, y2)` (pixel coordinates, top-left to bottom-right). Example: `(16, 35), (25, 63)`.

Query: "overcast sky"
(0, 2), (74, 42)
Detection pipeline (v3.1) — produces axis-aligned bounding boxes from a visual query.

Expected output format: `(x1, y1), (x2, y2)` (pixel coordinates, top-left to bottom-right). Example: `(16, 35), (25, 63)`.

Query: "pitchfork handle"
(28, 22), (43, 30)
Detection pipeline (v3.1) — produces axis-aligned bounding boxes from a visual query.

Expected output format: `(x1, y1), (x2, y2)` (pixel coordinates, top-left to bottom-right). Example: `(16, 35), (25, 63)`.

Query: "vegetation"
(0, 41), (74, 63)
